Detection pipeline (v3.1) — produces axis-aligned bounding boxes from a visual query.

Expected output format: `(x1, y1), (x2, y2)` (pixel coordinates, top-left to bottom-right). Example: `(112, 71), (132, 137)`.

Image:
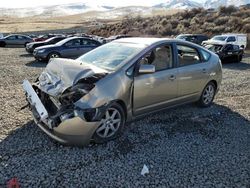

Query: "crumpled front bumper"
(23, 80), (100, 146)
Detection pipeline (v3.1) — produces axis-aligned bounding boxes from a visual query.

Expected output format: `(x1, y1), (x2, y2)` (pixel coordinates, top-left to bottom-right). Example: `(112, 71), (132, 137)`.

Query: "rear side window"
(200, 49), (211, 61)
(177, 45), (201, 67)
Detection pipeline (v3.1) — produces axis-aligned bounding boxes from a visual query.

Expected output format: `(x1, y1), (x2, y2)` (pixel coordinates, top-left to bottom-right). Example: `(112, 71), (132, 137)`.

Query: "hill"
(90, 5), (250, 44)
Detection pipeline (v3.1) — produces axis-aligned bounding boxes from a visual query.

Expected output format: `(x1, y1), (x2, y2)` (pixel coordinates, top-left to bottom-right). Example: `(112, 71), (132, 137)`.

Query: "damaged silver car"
(23, 38), (222, 146)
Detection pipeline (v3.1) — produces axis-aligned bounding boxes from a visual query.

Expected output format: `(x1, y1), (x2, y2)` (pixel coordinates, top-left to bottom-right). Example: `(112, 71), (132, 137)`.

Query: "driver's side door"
(133, 44), (178, 115)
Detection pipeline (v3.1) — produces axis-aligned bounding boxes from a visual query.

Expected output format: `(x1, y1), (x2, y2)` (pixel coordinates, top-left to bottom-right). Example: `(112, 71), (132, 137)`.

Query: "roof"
(114, 37), (172, 46)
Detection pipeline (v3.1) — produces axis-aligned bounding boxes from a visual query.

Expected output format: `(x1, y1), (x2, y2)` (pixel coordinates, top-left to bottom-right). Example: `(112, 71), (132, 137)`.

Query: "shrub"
(214, 16), (228, 25)
(219, 5), (238, 15)
(242, 24), (250, 33)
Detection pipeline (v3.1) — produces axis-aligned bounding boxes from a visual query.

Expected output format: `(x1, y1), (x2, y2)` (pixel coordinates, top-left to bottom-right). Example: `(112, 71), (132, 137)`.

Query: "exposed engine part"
(59, 83), (94, 105)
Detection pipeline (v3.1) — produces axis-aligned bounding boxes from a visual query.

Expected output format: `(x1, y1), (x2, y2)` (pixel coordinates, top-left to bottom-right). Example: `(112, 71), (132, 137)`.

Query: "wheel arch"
(114, 99), (127, 120)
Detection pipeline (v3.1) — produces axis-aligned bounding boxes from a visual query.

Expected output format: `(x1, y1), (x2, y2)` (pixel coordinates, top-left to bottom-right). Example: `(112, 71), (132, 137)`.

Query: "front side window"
(6, 36), (16, 40)
(227, 37), (236, 42)
(177, 44), (201, 66)
(141, 45), (173, 71)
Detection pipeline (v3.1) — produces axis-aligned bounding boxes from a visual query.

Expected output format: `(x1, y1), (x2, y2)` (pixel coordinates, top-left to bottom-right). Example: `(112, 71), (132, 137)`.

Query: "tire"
(198, 82), (216, 107)
(92, 103), (125, 144)
(48, 52), (60, 60)
(0, 41), (6, 47)
(238, 55), (243, 62)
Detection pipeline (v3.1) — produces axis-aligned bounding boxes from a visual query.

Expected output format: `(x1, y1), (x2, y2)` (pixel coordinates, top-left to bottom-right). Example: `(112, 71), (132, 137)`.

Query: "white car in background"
(202, 34), (247, 49)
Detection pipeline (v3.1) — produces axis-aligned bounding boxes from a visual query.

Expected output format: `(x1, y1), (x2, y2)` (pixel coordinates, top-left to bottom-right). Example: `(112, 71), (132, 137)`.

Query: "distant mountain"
(154, 0), (202, 9)
(0, 3), (113, 17)
(204, 0), (250, 9)
(0, 0), (249, 18)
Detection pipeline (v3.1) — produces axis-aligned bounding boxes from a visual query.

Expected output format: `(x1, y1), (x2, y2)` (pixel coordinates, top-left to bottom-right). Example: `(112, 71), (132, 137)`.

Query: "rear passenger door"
(175, 43), (209, 100)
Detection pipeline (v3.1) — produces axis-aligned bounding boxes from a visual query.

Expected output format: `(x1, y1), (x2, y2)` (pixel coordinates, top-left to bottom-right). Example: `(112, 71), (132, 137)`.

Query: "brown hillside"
(89, 6), (250, 46)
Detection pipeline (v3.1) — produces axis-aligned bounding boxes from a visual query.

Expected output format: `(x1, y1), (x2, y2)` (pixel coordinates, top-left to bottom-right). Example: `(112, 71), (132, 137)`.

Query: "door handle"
(202, 68), (207, 73)
(169, 75), (176, 81)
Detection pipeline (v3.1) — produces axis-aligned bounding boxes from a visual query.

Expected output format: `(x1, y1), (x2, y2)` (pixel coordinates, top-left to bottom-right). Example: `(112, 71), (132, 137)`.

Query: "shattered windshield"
(212, 36), (227, 41)
(77, 42), (145, 71)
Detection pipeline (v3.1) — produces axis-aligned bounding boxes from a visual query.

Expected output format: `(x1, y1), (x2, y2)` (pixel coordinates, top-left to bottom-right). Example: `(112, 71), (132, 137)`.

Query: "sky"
(0, 0), (205, 8)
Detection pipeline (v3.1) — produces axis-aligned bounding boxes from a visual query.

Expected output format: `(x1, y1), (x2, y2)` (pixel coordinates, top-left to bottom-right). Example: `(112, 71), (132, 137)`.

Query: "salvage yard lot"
(0, 48), (250, 187)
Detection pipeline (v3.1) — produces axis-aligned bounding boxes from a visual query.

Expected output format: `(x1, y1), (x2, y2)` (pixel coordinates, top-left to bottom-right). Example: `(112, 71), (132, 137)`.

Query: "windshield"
(77, 42), (145, 71)
(212, 36), (227, 41)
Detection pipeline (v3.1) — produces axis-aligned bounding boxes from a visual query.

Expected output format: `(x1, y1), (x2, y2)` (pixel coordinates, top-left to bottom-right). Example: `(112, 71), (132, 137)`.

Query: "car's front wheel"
(198, 82), (216, 107)
(48, 52), (60, 60)
(93, 103), (125, 143)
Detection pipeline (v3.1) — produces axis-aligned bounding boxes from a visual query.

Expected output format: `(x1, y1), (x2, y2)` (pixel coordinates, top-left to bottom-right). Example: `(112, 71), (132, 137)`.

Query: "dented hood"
(38, 58), (107, 96)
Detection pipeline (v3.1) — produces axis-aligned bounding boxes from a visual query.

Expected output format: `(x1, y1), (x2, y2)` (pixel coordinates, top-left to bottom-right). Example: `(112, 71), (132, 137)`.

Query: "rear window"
(200, 49), (211, 61)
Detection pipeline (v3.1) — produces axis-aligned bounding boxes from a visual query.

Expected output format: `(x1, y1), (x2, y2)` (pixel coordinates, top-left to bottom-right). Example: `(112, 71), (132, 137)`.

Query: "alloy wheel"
(50, 53), (59, 58)
(96, 107), (122, 138)
(202, 84), (215, 105)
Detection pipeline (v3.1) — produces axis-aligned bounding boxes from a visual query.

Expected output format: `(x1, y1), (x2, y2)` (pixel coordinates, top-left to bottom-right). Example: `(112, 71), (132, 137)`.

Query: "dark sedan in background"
(0, 34), (33, 47)
(33, 34), (63, 42)
(33, 37), (102, 61)
(205, 44), (244, 63)
(26, 36), (67, 53)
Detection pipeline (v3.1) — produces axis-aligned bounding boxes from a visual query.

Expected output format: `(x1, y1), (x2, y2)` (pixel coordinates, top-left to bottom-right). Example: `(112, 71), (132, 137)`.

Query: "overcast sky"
(0, 0), (205, 8)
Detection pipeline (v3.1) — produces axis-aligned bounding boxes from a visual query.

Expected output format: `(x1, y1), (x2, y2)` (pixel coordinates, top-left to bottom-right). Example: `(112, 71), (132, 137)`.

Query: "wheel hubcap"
(96, 107), (121, 138)
(203, 85), (215, 105)
(51, 54), (59, 58)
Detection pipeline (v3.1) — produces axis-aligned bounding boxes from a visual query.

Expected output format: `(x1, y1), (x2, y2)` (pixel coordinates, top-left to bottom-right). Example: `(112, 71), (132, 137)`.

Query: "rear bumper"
(23, 80), (100, 146)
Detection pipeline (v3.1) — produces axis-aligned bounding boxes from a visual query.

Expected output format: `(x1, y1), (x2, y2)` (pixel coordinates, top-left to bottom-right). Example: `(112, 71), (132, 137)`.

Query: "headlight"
(37, 49), (45, 53)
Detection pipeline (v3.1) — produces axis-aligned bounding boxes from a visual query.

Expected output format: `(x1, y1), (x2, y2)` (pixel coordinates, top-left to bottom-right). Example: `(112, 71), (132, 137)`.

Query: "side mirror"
(138, 64), (155, 74)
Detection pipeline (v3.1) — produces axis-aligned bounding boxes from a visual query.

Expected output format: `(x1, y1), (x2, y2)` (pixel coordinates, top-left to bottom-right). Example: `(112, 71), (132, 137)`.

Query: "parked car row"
(33, 36), (102, 61)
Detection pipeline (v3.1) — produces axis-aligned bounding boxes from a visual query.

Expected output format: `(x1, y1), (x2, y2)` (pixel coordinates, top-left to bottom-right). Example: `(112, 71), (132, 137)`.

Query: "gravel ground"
(0, 47), (249, 187)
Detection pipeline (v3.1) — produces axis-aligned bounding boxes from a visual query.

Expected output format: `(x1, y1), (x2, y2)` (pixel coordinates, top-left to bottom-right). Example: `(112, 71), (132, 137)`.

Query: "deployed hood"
(203, 39), (226, 45)
(38, 58), (108, 96)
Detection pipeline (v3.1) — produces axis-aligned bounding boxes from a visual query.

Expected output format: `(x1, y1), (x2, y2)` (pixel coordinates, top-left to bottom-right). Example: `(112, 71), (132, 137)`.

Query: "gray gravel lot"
(0, 48), (249, 187)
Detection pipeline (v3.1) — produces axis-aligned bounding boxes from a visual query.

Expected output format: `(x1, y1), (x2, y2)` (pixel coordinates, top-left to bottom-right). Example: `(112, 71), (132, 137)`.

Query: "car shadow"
(20, 53), (33, 57)
(222, 61), (250, 70)
(25, 60), (47, 68)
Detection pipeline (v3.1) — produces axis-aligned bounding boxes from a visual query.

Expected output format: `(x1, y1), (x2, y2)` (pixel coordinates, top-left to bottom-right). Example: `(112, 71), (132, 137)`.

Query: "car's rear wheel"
(198, 82), (216, 107)
(48, 52), (60, 60)
(0, 42), (6, 47)
(93, 103), (125, 143)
